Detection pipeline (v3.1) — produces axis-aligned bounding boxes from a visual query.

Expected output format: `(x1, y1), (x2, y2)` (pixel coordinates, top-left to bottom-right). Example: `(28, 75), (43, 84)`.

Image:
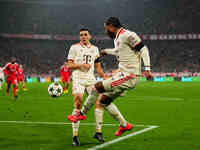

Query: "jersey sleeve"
(141, 46), (151, 71)
(67, 45), (76, 61)
(96, 47), (100, 59)
(127, 32), (142, 49)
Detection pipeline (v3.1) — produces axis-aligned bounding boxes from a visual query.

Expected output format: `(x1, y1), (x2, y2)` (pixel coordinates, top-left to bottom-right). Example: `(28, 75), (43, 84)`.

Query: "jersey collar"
(115, 28), (126, 40)
(80, 42), (91, 48)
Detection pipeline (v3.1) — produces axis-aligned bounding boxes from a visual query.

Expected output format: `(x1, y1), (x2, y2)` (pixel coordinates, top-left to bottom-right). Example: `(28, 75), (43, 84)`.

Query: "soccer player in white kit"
(0, 66), (5, 90)
(68, 17), (152, 136)
(67, 28), (106, 146)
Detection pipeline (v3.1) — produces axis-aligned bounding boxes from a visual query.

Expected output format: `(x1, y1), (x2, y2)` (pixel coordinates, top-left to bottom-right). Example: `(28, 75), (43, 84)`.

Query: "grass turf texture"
(0, 82), (199, 150)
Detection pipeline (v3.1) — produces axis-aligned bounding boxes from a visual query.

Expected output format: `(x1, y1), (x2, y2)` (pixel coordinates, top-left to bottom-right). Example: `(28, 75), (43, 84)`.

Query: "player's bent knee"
(95, 82), (105, 93)
(100, 95), (113, 107)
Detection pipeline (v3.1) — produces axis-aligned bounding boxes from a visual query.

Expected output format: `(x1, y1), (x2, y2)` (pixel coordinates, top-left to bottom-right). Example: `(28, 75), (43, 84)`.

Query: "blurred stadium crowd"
(0, 0), (199, 76)
(0, 0), (199, 34)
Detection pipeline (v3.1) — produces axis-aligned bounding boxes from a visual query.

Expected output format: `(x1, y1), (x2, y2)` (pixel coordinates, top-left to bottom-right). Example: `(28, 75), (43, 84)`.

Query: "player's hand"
(144, 70), (153, 80)
(81, 64), (91, 71)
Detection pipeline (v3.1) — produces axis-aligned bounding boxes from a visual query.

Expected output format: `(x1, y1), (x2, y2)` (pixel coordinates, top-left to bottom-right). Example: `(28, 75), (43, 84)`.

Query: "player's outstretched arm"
(140, 46), (153, 79)
(141, 46), (151, 71)
(102, 48), (116, 55)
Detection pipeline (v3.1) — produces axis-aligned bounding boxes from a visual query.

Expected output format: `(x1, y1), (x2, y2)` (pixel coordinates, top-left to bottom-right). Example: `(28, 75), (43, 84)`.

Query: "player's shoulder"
(5, 62), (11, 67)
(119, 29), (139, 42)
(71, 42), (81, 48)
(91, 44), (99, 50)
(69, 43), (82, 53)
(125, 29), (138, 37)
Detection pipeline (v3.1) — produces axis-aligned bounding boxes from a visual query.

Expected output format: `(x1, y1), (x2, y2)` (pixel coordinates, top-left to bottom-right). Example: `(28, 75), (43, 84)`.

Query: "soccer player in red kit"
(18, 65), (27, 91)
(60, 62), (71, 94)
(3, 57), (19, 100)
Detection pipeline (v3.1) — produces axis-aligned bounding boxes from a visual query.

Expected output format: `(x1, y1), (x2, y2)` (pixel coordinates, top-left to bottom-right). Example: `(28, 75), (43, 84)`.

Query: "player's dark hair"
(80, 28), (90, 32)
(105, 17), (123, 28)
(11, 57), (16, 61)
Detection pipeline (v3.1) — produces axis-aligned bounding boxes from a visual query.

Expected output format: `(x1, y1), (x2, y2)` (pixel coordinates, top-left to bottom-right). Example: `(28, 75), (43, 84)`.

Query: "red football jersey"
(60, 65), (71, 77)
(18, 68), (24, 77)
(3, 63), (19, 77)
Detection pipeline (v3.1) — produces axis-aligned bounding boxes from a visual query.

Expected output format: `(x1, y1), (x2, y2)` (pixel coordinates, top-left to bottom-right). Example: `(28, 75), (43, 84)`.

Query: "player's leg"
(100, 95), (132, 136)
(65, 82), (69, 94)
(61, 77), (66, 93)
(63, 82), (67, 94)
(17, 79), (21, 92)
(71, 93), (83, 146)
(93, 94), (105, 143)
(78, 80), (129, 134)
(68, 81), (85, 146)
(64, 82), (69, 94)
(65, 77), (70, 94)
(12, 78), (18, 100)
(80, 82), (102, 115)
(99, 73), (139, 136)
(6, 79), (11, 96)
(81, 72), (137, 135)
(22, 78), (27, 91)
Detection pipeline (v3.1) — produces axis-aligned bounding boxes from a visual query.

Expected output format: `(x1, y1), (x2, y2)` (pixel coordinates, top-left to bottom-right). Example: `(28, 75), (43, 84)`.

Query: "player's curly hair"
(105, 17), (123, 28)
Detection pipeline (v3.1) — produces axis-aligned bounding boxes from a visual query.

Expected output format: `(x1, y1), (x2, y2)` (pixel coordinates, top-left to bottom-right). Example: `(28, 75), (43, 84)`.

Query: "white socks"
(72, 109), (80, 136)
(104, 103), (127, 127)
(95, 108), (104, 133)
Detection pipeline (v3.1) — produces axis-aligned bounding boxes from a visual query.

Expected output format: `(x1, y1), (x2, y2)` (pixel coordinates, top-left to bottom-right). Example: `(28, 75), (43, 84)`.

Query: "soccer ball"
(48, 82), (63, 97)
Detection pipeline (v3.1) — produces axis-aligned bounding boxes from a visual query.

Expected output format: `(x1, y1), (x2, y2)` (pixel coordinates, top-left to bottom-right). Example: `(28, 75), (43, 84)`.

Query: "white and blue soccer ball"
(48, 82), (63, 97)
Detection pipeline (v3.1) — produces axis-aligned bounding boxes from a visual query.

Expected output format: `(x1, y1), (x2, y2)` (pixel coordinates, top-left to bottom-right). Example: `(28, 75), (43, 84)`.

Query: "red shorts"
(6, 76), (18, 85)
(18, 76), (25, 82)
(62, 76), (70, 83)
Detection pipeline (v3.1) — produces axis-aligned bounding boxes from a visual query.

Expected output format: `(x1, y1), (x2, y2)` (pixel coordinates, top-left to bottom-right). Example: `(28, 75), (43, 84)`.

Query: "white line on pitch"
(87, 126), (159, 150)
(0, 121), (154, 127)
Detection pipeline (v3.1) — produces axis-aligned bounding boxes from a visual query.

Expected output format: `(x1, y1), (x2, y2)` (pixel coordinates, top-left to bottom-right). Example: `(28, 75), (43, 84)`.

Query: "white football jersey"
(68, 43), (100, 84)
(105, 28), (150, 75)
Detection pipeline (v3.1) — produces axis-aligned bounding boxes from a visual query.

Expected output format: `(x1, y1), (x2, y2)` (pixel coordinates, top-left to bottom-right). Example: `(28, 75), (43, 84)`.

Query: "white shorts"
(72, 79), (96, 95)
(102, 71), (140, 99)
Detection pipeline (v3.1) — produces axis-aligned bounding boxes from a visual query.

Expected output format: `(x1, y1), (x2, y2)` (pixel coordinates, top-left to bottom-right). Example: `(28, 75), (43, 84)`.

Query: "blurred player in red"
(60, 62), (71, 94)
(18, 64), (27, 91)
(3, 57), (19, 100)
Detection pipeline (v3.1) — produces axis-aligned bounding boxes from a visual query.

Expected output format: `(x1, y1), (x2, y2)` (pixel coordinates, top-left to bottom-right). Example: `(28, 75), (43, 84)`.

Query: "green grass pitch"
(0, 81), (200, 150)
